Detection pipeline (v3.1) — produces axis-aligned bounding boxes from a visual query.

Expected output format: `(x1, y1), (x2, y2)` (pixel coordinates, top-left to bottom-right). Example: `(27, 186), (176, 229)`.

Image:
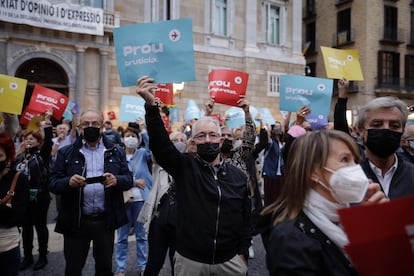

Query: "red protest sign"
(209, 113), (223, 125)
(107, 111), (116, 120)
(19, 106), (42, 126)
(208, 69), (249, 106)
(338, 196), (414, 276)
(155, 84), (174, 105)
(27, 85), (69, 120)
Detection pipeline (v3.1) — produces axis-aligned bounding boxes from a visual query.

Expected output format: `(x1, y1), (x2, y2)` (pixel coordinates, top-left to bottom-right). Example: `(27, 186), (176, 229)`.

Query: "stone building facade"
(303, 0), (414, 123)
(1, 0), (305, 126)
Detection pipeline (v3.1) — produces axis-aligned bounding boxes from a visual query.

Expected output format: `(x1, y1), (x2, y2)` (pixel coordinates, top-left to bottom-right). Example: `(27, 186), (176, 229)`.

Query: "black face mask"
(83, 127), (101, 143)
(220, 139), (233, 154)
(197, 143), (220, 163)
(0, 160), (7, 172)
(365, 129), (402, 158)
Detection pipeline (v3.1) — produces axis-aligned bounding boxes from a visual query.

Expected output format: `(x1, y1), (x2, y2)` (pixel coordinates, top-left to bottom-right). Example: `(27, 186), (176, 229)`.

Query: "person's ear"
(311, 168), (323, 183)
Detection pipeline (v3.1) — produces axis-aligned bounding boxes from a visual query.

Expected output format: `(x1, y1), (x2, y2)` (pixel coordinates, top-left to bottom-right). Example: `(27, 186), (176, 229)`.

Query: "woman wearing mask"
(115, 122), (152, 276)
(17, 111), (53, 271)
(262, 130), (388, 275)
(0, 132), (29, 276)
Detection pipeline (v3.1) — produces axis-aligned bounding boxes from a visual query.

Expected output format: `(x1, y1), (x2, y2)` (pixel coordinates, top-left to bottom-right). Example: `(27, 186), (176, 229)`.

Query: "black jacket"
(267, 212), (358, 276)
(145, 104), (252, 264)
(360, 155), (414, 199)
(0, 168), (29, 227)
(49, 135), (133, 235)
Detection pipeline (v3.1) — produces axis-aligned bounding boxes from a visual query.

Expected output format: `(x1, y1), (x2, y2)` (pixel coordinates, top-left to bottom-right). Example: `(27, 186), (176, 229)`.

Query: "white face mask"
(124, 136), (139, 149)
(318, 164), (369, 204)
(409, 140), (414, 150)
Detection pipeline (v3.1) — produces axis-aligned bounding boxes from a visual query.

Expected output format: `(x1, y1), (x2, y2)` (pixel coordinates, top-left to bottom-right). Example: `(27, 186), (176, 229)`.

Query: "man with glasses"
(49, 109), (133, 275)
(136, 76), (251, 276)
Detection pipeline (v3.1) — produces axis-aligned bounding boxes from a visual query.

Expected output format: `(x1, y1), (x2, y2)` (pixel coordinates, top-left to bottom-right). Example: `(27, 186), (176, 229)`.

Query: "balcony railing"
(103, 10), (120, 30)
(381, 27), (404, 43)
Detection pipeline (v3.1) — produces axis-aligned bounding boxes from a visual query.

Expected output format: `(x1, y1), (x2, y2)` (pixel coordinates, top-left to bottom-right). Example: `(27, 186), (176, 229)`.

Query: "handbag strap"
(0, 172), (20, 205)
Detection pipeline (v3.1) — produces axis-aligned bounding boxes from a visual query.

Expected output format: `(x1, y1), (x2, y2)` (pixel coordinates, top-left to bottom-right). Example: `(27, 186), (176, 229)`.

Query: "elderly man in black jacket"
(136, 76), (251, 276)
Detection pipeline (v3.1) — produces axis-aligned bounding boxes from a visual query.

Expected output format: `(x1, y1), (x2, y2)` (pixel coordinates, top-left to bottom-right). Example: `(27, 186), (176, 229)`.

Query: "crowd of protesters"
(0, 76), (414, 275)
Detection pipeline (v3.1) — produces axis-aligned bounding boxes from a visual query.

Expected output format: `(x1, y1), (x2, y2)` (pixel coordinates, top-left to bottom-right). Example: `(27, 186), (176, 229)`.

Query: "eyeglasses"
(78, 121), (102, 129)
(193, 132), (221, 141)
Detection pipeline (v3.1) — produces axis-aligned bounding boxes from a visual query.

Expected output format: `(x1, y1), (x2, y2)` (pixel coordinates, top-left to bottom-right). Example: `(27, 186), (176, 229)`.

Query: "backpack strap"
(0, 172), (20, 205)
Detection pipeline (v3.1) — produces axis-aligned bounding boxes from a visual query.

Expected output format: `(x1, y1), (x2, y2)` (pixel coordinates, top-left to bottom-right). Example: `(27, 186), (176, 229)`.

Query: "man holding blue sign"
(136, 76), (251, 276)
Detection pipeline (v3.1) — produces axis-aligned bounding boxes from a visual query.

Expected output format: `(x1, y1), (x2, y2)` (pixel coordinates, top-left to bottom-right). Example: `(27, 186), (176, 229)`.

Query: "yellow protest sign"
(27, 115), (44, 131)
(320, 46), (364, 81)
(0, 74), (27, 115)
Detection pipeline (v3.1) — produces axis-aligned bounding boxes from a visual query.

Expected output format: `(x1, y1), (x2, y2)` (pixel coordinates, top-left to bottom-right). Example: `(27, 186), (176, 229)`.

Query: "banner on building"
(155, 84), (174, 105)
(0, 74), (27, 115)
(279, 75), (333, 117)
(338, 196), (414, 276)
(27, 85), (69, 120)
(320, 46), (364, 80)
(119, 95), (146, 122)
(114, 18), (195, 86)
(208, 69), (249, 107)
(0, 0), (104, 36)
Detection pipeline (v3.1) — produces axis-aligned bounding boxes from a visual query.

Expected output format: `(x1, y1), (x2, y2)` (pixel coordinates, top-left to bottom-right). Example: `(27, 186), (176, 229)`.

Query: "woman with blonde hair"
(262, 130), (388, 275)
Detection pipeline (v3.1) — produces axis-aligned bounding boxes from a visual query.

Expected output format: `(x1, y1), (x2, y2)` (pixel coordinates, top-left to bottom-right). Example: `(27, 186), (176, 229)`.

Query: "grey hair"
(80, 109), (104, 123)
(191, 116), (221, 138)
(356, 96), (408, 130)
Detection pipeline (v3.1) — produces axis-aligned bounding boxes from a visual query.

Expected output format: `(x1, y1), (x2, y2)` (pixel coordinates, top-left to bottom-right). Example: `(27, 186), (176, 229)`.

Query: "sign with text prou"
(119, 95), (146, 122)
(28, 85), (68, 120)
(0, 74), (27, 115)
(208, 69), (249, 106)
(320, 46), (364, 80)
(19, 107), (42, 126)
(114, 18), (195, 86)
(155, 84), (174, 105)
(279, 75), (333, 117)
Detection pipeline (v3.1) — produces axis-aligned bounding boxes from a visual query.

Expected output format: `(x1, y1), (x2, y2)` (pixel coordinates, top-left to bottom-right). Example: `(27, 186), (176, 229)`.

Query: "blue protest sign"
(169, 106), (181, 124)
(184, 99), (201, 123)
(114, 18), (195, 86)
(306, 114), (328, 130)
(279, 75), (333, 116)
(249, 106), (261, 126)
(63, 101), (77, 120)
(119, 95), (146, 122)
(257, 107), (276, 126)
(225, 107), (245, 129)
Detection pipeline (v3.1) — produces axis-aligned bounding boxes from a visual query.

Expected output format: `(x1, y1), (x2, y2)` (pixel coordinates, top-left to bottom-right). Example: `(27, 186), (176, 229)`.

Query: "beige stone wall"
(303, 0), (414, 120)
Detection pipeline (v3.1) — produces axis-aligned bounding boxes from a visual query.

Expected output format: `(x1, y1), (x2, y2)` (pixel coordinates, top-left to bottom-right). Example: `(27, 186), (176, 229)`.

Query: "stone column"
(99, 49), (109, 115)
(291, 0), (303, 56)
(0, 37), (9, 74)
(75, 45), (87, 112)
(245, 0), (258, 52)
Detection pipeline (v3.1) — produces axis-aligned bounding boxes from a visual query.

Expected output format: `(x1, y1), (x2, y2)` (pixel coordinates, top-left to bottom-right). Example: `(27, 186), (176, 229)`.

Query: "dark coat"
(267, 212), (358, 276)
(145, 104), (252, 264)
(360, 155), (414, 199)
(49, 135), (133, 236)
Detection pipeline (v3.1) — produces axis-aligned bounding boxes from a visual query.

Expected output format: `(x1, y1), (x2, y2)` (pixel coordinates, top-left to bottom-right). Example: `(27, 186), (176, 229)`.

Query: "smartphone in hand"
(85, 175), (106, 184)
